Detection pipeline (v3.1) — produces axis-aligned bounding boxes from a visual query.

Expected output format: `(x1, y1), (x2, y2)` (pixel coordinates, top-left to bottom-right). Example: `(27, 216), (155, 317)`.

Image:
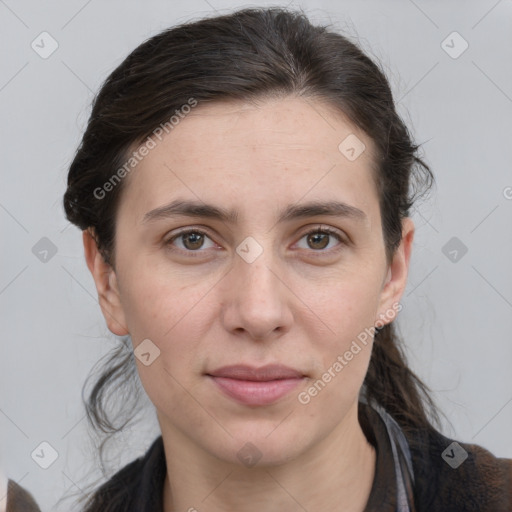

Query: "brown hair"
(63, 7), (438, 510)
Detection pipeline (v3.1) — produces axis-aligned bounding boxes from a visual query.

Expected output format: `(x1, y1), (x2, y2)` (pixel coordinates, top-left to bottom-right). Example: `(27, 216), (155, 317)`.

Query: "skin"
(84, 96), (414, 512)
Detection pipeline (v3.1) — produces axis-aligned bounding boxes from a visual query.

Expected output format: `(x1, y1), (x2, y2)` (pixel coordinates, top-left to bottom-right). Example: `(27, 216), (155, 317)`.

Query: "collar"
(359, 400), (416, 511)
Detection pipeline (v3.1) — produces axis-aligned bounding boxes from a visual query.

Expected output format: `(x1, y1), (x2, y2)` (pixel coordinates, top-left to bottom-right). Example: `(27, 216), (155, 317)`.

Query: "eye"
(295, 227), (345, 252)
(164, 226), (346, 256)
(166, 229), (217, 252)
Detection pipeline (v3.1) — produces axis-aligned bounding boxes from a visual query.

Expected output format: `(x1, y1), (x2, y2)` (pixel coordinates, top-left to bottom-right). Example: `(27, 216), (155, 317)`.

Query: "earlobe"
(82, 229), (129, 336)
(375, 218), (415, 326)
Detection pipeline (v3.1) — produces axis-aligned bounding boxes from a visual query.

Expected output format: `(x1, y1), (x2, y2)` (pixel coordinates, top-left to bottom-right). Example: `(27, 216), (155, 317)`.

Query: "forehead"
(118, 96), (379, 223)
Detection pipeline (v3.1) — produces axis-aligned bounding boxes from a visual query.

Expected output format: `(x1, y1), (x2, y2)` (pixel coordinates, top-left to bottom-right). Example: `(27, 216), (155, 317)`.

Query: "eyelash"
(164, 226), (346, 257)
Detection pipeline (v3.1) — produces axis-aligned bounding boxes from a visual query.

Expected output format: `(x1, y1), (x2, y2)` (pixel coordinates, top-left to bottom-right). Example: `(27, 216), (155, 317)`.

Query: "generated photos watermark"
(298, 302), (402, 405)
(93, 97), (198, 200)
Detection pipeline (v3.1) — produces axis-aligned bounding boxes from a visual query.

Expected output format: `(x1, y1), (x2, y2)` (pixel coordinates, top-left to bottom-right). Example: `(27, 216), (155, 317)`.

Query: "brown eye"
(296, 227), (344, 252)
(307, 232), (330, 250)
(182, 231), (205, 250)
(166, 229), (216, 252)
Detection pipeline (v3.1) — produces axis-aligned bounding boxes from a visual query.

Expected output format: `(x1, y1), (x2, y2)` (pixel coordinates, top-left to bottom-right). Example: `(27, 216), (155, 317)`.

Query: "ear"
(82, 229), (129, 336)
(375, 217), (414, 327)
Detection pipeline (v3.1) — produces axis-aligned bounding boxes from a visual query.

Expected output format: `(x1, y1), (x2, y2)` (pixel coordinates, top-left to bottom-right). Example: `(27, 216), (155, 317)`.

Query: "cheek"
(301, 274), (381, 405)
(117, 256), (213, 342)
(121, 273), (216, 415)
(312, 273), (382, 346)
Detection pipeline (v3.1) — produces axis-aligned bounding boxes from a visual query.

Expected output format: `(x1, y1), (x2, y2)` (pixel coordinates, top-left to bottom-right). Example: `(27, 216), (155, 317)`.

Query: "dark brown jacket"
(5, 479), (41, 512)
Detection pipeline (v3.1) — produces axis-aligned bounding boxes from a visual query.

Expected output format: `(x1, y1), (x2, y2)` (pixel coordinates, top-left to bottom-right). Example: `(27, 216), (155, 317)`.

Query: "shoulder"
(82, 436), (165, 512)
(4, 478), (42, 512)
(406, 425), (512, 511)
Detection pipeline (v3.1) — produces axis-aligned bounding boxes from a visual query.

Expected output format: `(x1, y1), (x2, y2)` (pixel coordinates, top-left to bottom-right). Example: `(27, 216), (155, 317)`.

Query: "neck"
(161, 402), (376, 512)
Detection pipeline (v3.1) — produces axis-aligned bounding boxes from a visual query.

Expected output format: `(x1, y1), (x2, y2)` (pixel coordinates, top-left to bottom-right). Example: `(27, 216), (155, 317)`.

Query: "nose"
(220, 248), (294, 341)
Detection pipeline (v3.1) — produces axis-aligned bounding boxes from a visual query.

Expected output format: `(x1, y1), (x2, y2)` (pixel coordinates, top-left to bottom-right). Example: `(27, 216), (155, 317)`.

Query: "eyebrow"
(142, 199), (367, 226)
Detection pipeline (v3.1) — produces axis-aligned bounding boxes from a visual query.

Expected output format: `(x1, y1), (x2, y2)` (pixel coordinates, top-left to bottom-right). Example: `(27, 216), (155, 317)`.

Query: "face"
(84, 96), (413, 466)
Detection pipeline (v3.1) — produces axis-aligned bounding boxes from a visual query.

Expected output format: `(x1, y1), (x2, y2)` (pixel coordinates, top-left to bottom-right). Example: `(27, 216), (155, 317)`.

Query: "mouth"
(206, 364), (306, 406)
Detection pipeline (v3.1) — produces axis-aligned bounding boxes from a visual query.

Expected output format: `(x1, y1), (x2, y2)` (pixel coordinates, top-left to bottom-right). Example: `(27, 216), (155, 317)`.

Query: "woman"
(63, 7), (511, 511)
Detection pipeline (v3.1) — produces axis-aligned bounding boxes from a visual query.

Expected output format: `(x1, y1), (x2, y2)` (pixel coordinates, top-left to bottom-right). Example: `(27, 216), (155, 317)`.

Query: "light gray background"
(1, 0), (511, 510)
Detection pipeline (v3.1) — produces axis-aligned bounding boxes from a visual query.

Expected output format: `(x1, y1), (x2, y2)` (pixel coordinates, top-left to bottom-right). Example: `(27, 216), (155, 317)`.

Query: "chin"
(206, 420), (314, 468)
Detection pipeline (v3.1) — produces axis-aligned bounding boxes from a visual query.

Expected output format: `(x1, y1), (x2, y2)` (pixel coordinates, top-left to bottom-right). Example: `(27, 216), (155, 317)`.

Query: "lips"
(209, 364), (304, 381)
(207, 364), (305, 406)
